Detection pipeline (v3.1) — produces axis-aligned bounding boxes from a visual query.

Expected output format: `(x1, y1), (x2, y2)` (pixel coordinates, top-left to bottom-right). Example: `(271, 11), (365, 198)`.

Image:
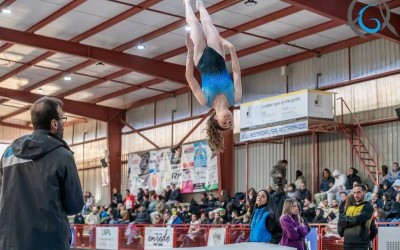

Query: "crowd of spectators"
(71, 160), (400, 247)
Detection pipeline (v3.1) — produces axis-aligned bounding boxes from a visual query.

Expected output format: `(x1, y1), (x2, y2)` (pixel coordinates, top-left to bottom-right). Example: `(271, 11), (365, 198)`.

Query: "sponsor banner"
(181, 144), (195, 169)
(96, 227), (119, 250)
(240, 121), (309, 142)
(207, 228), (226, 246)
(205, 154), (218, 191)
(129, 174), (149, 195)
(240, 89), (333, 130)
(127, 153), (142, 176)
(144, 227), (174, 250)
(181, 168), (194, 194)
(170, 147), (182, 170)
(194, 141), (207, 168)
(193, 167), (207, 192)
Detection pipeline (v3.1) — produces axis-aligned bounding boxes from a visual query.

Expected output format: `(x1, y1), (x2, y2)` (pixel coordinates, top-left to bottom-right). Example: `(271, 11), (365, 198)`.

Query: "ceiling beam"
(0, 120), (31, 131)
(282, 0), (400, 44)
(0, 26), (188, 84)
(155, 6), (301, 60)
(0, 87), (122, 122)
(0, 0), (15, 9)
(113, 0), (241, 52)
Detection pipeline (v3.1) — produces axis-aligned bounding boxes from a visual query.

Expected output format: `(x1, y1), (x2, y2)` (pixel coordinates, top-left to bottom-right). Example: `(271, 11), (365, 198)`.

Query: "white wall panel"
(289, 58), (319, 92)
(79, 167), (110, 206)
(242, 67), (286, 103)
(0, 126), (30, 143)
(126, 103), (155, 129)
(351, 39), (400, 79)
(319, 49), (349, 87)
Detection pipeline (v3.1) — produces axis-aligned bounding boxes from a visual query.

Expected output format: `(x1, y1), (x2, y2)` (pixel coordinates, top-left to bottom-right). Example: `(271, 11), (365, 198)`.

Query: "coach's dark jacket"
(0, 130), (84, 250)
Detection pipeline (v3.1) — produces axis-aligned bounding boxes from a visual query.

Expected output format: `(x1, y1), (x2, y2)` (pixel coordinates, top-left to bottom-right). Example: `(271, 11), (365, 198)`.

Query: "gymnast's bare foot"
(196, 0), (203, 10)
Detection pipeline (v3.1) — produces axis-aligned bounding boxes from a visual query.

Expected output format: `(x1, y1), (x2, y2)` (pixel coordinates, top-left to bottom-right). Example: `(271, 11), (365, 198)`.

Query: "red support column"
(217, 126), (234, 196)
(108, 111), (124, 196)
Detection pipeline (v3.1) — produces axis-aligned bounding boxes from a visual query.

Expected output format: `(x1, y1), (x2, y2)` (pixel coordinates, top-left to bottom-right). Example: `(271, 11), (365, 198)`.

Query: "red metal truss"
(0, 86), (122, 121)
(155, 5), (302, 60)
(283, 0), (400, 43)
(113, 0), (241, 52)
(0, 0), (15, 9)
(0, 26), (188, 83)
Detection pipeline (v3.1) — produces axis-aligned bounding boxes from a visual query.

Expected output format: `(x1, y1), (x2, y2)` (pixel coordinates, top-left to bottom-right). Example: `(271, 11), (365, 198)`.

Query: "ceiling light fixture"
(96, 62), (105, 67)
(244, 0), (257, 6)
(1, 9), (11, 14)
(137, 44), (145, 50)
(64, 74), (72, 81)
(185, 26), (191, 31)
(36, 88), (44, 94)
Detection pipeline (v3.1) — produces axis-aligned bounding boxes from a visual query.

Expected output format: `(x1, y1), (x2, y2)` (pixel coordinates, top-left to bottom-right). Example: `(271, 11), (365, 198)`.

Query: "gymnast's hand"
(185, 33), (194, 52)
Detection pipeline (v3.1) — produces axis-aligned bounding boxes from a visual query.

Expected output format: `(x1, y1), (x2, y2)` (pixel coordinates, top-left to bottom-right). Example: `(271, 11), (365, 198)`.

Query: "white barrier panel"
(240, 89), (333, 131)
(96, 227), (119, 250)
(378, 227), (400, 250)
(167, 242), (296, 250)
(207, 228), (226, 246)
(240, 121), (308, 142)
(144, 227), (174, 250)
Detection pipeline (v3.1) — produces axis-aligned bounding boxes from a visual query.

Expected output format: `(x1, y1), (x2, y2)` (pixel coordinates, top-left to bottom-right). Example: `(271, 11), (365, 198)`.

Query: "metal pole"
(311, 132), (316, 196)
(245, 142), (249, 211)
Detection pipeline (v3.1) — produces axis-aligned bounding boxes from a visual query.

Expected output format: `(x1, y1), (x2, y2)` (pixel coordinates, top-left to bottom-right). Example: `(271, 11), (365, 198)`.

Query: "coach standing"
(0, 97), (84, 250)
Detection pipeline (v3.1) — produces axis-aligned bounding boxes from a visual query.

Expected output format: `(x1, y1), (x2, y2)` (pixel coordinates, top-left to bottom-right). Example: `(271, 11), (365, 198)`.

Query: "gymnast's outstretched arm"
(185, 33), (206, 106)
(221, 38), (242, 103)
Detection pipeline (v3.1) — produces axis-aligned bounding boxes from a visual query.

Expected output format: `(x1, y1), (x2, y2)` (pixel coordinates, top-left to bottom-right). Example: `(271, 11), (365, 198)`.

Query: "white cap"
(332, 169), (340, 177)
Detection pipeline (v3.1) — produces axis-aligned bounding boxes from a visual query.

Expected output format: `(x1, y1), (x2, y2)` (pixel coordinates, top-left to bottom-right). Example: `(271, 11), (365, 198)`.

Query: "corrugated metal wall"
(78, 167), (110, 206)
(0, 125), (30, 143)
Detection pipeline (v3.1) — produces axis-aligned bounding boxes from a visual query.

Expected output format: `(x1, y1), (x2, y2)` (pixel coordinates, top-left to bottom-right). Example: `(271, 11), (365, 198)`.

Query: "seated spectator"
(142, 196), (150, 209)
(387, 193), (400, 225)
(189, 198), (201, 216)
(230, 211), (242, 224)
(99, 206), (108, 224)
(135, 205), (151, 224)
(313, 208), (327, 223)
(318, 199), (330, 218)
(179, 205), (191, 224)
(199, 192), (208, 205)
(389, 179), (400, 200)
(124, 189), (135, 213)
(82, 191), (95, 215)
(370, 193), (382, 209)
(147, 194), (158, 215)
(328, 199), (339, 217)
(235, 198), (246, 216)
(378, 179), (391, 198)
(295, 170), (306, 189)
(365, 184), (372, 201)
(326, 170), (346, 205)
(382, 192), (393, 215)
(163, 186), (172, 202)
(154, 214), (164, 225)
(247, 188), (257, 215)
(338, 191), (347, 215)
(204, 194), (218, 212)
(345, 167), (362, 191)
(181, 214), (202, 247)
(272, 183), (286, 214)
(301, 198), (316, 223)
(388, 162), (400, 185)
(294, 182), (312, 205)
(212, 212), (224, 224)
(108, 213), (119, 225)
(110, 188), (123, 209)
(286, 183), (296, 199)
(207, 211), (215, 224)
(165, 183), (181, 208)
(335, 185), (346, 202)
(315, 169), (335, 206)
(266, 186), (275, 195)
(119, 205), (130, 224)
(199, 212), (208, 224)
(136, 188), (144, 204)
(324, 212), (340, 238)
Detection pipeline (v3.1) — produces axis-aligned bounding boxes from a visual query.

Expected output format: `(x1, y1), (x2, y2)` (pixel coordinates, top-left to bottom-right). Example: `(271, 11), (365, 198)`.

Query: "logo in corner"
(347, 0), (399, 38)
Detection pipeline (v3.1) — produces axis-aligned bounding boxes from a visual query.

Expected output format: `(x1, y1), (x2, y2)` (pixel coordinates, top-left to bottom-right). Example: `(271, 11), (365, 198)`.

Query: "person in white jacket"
(325, 170), (347, 205)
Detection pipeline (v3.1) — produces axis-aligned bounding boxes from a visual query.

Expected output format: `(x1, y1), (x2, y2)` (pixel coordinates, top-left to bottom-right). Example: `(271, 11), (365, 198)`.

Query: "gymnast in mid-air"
(184, 0), (242, 155)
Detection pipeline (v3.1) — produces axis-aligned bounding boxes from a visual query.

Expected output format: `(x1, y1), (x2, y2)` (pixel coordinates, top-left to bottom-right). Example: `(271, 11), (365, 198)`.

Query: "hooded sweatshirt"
(0, 130), (84, 250)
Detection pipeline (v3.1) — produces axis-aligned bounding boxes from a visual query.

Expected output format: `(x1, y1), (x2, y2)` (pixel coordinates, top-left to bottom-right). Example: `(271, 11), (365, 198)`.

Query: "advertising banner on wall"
(240, 89), (333, 131)
(128, 140), (218, 194)
(144, 227), (174, 250)
(96, 227), (119, 250)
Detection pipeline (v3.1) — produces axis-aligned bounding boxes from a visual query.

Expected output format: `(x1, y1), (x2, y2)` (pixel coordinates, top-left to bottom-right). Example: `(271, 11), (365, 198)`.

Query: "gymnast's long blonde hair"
(206, 110), (226, 155)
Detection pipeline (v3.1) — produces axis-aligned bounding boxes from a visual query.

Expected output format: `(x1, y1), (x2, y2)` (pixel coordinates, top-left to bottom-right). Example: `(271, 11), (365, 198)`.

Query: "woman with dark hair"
(249, 190), (282, 244)
(184, 0), (242, 156)
(295, 170), (306, 189)
(345, 167), (362, 190)
(314, 168), (335, 206)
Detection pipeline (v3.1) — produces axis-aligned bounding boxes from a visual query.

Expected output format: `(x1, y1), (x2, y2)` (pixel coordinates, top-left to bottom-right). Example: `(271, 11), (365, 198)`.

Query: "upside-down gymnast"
(184, 0), (242, 155)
